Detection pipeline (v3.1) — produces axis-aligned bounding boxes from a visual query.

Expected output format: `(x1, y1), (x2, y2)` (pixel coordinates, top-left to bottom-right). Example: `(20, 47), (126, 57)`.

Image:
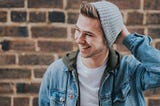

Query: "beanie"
(91, 1), (123, 47)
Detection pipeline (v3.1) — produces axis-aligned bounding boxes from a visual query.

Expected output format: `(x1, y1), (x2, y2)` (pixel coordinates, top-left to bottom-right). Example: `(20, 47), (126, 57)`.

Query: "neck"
(81, 49), (109, 68)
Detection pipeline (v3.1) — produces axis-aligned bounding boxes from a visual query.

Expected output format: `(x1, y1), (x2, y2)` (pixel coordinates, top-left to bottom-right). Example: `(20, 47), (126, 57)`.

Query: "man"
(39, 1), (160, 106)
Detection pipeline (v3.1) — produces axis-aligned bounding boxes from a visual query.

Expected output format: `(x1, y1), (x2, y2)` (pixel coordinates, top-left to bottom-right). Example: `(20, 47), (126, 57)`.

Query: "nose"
(75, 32), (86, 44)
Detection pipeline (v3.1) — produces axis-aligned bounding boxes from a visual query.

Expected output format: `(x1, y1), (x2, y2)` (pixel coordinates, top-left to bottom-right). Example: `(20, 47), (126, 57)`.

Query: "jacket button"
(60, 97), (64, 102)
(70, 95), (74, 99)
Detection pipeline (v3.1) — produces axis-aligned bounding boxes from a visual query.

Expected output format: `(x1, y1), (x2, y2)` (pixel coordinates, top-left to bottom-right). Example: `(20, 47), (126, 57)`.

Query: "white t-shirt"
(76, 54), (107, 106)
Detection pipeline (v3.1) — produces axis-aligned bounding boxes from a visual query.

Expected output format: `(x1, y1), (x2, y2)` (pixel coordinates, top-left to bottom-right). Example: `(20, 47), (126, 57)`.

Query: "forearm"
(123, 33), (160, 72)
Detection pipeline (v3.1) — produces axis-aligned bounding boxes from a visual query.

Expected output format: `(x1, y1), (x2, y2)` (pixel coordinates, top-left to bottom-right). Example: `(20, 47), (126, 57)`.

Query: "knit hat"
(91, 1), (123, 47)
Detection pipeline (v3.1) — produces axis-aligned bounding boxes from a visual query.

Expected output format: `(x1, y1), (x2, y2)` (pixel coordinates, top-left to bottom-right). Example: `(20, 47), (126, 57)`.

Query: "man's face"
(74, 14), (108, 58)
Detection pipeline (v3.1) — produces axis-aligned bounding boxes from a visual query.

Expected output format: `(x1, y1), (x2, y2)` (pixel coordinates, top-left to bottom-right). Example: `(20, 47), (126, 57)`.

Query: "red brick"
(71, 27), (76, 39)
(14, 97), (29, 106)
(0, 97), (11, 106)
(0, 11), (7, 22)
(0, 68), (31, 79)
(0, 26), (5, 36)
(33, 68), (47, 78)
(49, 11), (65, 23)
(0, 0), (24, 8)
(0, 54), (16, 65)
(148, 28), (160, 39)
(144, 0), (160, 10)
(66, 0), (81, 9)
(108, 0), (140, 9)
(128, 28), (145, 34)
(16, 83), (40, 94)
(67, 12), (79, 24)
(11, 11), (27, 22)
(144, 87), (160, 96)
(126, 12), (143, 25)
(29, 11), (46, 22)
(66, 0), (100, 9)
(67, 0), (140, 9)
(0, 40), (10, 51)
(0, 26), (28, 37)
(10, 40), (35, 51)
(146, 13), (160, 25)
(38, 41), (73, 53)
(31, 26), (67, 38)
(33, 97), (38, 106)
(155, 42), (160, 50)
(19, 54), (54, 65)
(28, 0), (63, 8)
(0, 83), (14, 94)
(148, 99), (160, 106)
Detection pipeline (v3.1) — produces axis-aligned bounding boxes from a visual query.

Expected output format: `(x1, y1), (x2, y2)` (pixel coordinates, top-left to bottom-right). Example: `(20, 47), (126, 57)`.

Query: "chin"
(80, 52), (92, 58)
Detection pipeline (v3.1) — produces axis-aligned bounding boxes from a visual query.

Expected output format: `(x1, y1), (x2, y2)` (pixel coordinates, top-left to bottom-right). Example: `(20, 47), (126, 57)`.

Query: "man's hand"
(115, 25), (130, 44)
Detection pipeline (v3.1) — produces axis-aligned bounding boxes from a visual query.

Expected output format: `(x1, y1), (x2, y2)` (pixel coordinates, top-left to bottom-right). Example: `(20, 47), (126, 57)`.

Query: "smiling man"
(39, 1), (160, 106)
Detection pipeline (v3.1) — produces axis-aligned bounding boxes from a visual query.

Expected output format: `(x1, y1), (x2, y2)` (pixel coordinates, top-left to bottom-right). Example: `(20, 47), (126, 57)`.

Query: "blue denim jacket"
(39, 33), (160, 106)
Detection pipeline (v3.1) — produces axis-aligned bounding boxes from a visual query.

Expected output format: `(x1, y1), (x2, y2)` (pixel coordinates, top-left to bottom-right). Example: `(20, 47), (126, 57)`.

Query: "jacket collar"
(62, 48), (122, 71)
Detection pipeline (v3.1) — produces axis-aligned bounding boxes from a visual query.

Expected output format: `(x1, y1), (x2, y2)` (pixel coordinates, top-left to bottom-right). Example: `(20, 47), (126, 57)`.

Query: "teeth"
(81, 47), (89, 49)
(79, 45), (90, 49)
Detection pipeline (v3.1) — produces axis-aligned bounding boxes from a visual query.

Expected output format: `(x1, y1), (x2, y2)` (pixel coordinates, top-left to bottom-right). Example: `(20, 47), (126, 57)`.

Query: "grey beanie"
(92, 1), (123, 47)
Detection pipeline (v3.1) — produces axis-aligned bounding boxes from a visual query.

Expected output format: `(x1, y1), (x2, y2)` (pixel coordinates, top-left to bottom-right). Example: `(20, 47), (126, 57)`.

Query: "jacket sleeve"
(38, 66), (51, 106)
(123, 33), (160, 90)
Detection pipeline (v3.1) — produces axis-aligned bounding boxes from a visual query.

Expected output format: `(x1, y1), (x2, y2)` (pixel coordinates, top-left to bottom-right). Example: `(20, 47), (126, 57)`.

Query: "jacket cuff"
(122, 33), (143, 50)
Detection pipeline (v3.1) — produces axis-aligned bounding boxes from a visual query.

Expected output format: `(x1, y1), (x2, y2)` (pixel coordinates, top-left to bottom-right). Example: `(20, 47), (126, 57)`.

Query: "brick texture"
(49, 11), (65, 23)
(0, 68), (31, 79)
(0, 0), (24, 8)
(11, 11), (27, 22)
(0, 26), (28, 37)
(146, 13), (160, 25)
(0, 0), (160, 106)
(156, 42), (160, 50)
(14, 97), (29, 106)
(33, 68), (47, 78)
(148, 99), (160, 106)
(19, 54), (54, 65)
(29, 12), (46, 22)
(0, 11), (7, 22)
(16, 83), (40, 94)
(67, 12), (79, 24)
(31, 26), (67, 38)
(9, 40), (35, 51)
(128, 28), (145, 34)
(144, 0), (160, 10)
(28, 0), (63, 8)
(148, 28), (160, 39)
(0, 97), (10, 106)
(126, 12), (144, 25)
(33, 97), (38, 106)
(66, 0), (81, 9)
(0, 83), (14, 94)
(38, 41), (73, 53)
(144, 88), (160, 97)
(0, 54), (16, 65)
(108, 0), (140, 9)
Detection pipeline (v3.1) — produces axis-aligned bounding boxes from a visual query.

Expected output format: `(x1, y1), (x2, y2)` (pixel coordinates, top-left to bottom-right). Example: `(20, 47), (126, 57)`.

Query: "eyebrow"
(75, 25), (96, 36)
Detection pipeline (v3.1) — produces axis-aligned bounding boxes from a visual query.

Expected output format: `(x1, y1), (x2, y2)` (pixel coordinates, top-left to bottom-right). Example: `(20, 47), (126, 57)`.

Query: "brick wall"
(0, 0), (160, 106)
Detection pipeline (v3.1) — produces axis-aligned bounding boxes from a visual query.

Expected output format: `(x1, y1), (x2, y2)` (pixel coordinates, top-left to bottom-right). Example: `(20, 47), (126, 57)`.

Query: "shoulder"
(43, 58), (68, 78)
(48, 58), (68, 73)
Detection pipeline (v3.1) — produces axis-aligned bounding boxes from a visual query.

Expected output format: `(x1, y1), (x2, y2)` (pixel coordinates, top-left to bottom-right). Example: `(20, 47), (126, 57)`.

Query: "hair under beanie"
(91, 1), (123, 47)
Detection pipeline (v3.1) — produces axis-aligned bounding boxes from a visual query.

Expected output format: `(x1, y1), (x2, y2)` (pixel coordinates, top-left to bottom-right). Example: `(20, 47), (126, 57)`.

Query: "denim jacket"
(39, 33), (160, 106)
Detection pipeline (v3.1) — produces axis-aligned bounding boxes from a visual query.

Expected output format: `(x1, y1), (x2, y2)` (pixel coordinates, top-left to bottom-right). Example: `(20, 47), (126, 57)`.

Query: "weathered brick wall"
(0, 0), (159, 106)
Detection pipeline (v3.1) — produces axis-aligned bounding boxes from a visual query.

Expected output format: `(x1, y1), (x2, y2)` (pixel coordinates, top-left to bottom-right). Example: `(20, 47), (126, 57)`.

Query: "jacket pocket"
(113, 83), (131, 103)
(100, 94), (112, 106)
(49, 89), (66, 106)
